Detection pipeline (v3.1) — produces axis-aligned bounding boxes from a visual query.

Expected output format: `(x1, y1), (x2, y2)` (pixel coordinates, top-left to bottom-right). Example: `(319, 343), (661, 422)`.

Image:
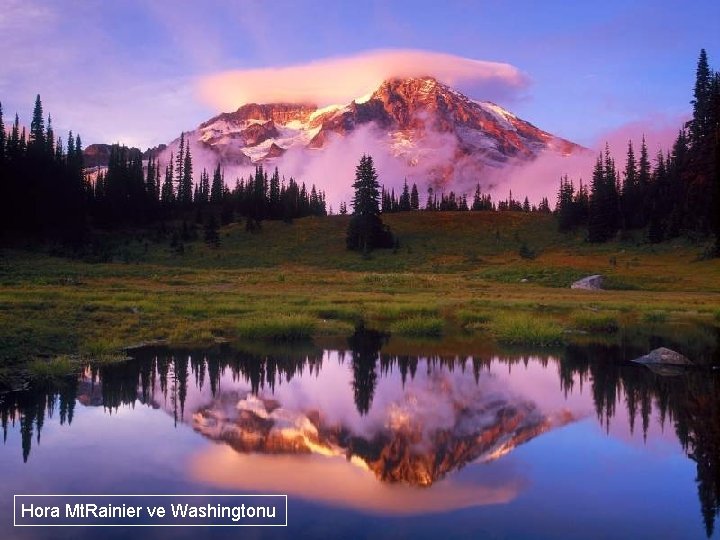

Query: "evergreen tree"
(45, 115), (54, 157)
(210, 163), (224, 204)
(29, 94), (45, 151)
(621, 140), (641, 229)
(638, 136), (651, 226)
(204, 213), (220, 247)
(588, 150), (620, 243)
(175, 132), (184, 195)
(179, 139), (193, 206)
(145, 156), (158, 204)
(0, 102), (5, 165)
(648, 150), (667, 243)
(556, 176), (576, 231)
(399, 179), (411, 211)
(346, 155), (393, 251)
(714, 99), (720, 254)
(410, 183), (419, 210)
(538, 197), (551, 213)
(268, 167), (280, 214)
(161, 154), (175, 206)
(690, 49), (713, 145)
(197, 168), (210, 205)
(0, 102), (5, 229)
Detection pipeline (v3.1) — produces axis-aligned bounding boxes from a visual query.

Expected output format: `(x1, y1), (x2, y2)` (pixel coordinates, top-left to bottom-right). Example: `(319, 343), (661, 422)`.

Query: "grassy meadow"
(1, 211), (719, 379)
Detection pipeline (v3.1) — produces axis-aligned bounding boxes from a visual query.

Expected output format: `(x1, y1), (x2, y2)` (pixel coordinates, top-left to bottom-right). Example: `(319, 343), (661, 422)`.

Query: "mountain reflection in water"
(2, 327), (720, 534)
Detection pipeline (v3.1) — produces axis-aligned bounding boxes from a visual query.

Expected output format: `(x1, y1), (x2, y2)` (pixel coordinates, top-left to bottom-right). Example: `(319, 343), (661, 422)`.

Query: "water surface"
(2, 329), (720, 539)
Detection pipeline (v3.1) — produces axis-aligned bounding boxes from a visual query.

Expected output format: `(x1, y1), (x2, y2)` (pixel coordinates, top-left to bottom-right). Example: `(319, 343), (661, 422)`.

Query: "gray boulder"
(571, 275), (604, 290)
(632, 347), (691, 367)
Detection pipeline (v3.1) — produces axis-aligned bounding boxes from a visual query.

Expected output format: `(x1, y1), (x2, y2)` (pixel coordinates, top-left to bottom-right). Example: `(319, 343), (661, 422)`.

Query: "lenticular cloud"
(197, 49), (530, 111)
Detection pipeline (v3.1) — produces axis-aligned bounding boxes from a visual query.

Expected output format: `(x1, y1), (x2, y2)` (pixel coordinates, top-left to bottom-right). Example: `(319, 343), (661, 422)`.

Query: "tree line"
(0, 100), (327, 245)
(92, 131), (328, 234)
(375, 182), (550, 214)
(0, 95), (87, 237)
(556, 49), (720, 250)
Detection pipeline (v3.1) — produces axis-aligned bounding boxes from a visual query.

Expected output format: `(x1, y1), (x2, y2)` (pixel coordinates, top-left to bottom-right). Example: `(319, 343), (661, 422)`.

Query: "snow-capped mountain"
(178, 76), (581, 177)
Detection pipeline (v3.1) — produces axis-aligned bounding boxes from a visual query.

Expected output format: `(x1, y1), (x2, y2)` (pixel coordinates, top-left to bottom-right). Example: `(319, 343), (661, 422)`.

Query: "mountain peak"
(144, 76), (583, 188)
(373, 75), (450, 99)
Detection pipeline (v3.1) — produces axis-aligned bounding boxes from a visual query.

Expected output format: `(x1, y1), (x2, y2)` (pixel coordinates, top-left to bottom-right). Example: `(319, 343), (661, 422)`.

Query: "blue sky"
(1, 0), (718, 148)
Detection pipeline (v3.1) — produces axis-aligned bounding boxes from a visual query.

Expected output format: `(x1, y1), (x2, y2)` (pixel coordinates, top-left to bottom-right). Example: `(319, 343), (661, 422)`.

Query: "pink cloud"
(196, 49), (529, 111)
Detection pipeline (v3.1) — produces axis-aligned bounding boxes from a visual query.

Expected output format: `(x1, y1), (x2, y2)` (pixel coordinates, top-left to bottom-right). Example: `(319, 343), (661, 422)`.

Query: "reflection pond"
(2, 326), (720, 539)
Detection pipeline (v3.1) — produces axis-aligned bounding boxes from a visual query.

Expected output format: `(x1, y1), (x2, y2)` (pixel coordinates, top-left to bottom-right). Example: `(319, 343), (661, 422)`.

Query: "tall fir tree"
(588, 150), (619, 243)
(210, 163), (224, 204)
(175, 132), (185, 196)
(179, 139), (193, 206)
(45, 116), (54, 157)
(690, 49), (713, 145)
(0, 102), (5, 167)
(410, 183), (419, 210)
(346, 155), (393, 251)
(29, 94), (45, 151)
(161, 153), (175, 205)
(621, 140), (640, 229)
(399, 179), (411, 211)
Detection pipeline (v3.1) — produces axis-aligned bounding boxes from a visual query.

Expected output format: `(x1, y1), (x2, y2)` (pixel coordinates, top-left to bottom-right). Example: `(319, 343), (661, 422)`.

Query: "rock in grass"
(632, 347), (692, 366)
(570, 275), (604, 290)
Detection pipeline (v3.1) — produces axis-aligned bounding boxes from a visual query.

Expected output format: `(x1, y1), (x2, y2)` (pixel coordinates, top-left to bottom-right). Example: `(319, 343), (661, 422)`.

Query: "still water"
(2, 329), (720, 539)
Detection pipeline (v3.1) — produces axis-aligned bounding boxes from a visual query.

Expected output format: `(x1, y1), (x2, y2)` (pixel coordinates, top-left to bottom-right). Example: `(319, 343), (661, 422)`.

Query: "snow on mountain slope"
(148, 76), (586, 204)
(171, 76), (580, 169)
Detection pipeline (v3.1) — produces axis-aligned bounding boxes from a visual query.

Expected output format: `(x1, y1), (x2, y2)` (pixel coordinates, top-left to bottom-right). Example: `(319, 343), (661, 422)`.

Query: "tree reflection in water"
(1, 326), (720, 534)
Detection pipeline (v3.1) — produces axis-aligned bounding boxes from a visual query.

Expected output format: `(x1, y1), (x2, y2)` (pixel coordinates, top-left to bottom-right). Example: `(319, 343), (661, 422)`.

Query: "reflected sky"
(0, 341), (716, 539)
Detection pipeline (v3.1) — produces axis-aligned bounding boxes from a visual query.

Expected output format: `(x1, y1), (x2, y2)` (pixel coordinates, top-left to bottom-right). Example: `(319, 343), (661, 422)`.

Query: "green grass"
(390, 316), (444, 337)
(643, 310), (669, 323)
(81, 337), (124, 357)
(236, 314), (317, 341)
(570, 311), (620, 333)
(26, 356), (75, 380)
(0, 212), (718, 366)
(457, 309), (493, 329)
(491, 313), (565, 347)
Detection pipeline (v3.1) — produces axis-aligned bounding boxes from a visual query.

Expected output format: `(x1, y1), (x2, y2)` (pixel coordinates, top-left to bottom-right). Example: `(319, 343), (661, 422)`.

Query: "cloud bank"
(197, 49), (529, 111)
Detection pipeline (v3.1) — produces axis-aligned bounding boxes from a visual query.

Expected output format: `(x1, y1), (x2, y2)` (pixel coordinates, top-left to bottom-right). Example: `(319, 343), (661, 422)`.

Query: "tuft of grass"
(236, 314), (316, 341)
(166, 320), (215, 344)
(312, 304), (363, 324)
(571, 312), (619, 333)
(26, 356), (75, 380)
(368, 303), (439, 320)
(491, 313), (564, 346)
(643, 310), (668, 323)
(390, 316), (444, 337)
(82, 337), (123, 357)
(457, 309), (492, 329)
(715, 309), (720, 322)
